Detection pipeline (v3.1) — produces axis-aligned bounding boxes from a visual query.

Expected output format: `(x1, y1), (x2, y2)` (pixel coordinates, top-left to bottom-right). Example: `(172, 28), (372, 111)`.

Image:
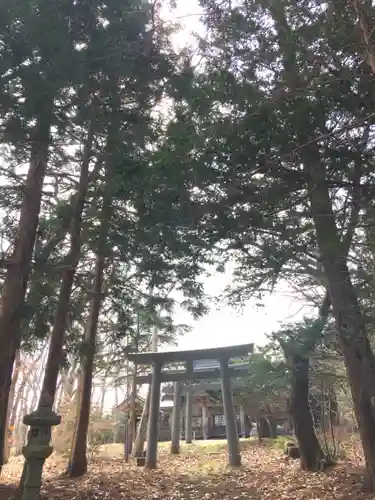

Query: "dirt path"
(0, 441), (371, 499)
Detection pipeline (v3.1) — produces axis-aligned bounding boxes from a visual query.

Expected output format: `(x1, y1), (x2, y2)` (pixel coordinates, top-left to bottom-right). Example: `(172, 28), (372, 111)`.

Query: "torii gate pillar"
(145, 361), (162, 469)
(220, 356), (241, 466)
(170, 382), (182, 453)
(185, 390), (193, 444)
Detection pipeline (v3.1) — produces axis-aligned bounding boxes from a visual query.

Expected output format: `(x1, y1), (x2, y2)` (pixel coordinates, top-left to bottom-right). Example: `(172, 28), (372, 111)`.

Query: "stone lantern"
(22, 395), (61, 500)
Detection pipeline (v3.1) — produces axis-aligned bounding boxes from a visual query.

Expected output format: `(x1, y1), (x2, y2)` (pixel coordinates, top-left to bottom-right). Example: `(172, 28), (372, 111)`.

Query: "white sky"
(174, 267), (313, 351)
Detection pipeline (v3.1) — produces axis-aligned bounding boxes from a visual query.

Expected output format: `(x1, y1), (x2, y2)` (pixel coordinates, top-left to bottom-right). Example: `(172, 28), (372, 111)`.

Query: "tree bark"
(257, 417), (271, 439)
(124, 359), (131, 462)
(352, 0), (375, 74)
(10, 349), (45, 453)
(130, 364), (137, 442)
(66, 171), (112, 477)
(132, 388), (150, 456)
(14, 386), (29, 456)
(289, 354), (325, 471)
(132, 325), (158, 456)
(308, 169), (375, 488)
(8, 379), (24, 452)
(0, 106), (52, 469)
(279, 294), (330, 471)
(54, 378), (64, 412)
(99, 378), (107, 417)
(129, 334), (139, 451)
(266, 415), (276, 439)
(113, 383), (121, 443)
(3, 350), (21, 463)
(125, 364), (138, 458)
(64, 364), (79, 402)
(40, 123), (94, 403)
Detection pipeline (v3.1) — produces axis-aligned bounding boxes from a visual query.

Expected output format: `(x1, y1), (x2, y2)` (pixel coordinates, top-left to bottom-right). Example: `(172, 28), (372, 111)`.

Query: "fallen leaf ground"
(1, 439), (373, 499)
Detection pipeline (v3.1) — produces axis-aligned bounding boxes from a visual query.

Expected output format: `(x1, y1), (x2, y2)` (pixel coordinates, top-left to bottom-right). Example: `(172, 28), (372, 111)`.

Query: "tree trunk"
(61, 363), (79, 405)
(290, 354), (325, 471)
(266, 0), (368, 473)
(40, 124), (94, 403)
(308, 170), (375, 488)
(130, 363), (137, 446)
(132, 325), (158, 456)
(9, 349), (44, 452)
(131, 323), (140, 443)
(8, 380), (24, 453)
(124, 358), (131, 462)
(124, 418), (132, 461)
(279, 294), (330, 471)
(113, 383), (121, 443)
(328, 387), (339, 426)
(132, 388), (150, 456)
(54, 378), (64, 412)
(352, 0), (375, 74)
(15, 389), (29, 456)
(99, 378), (106, 417)
(0, 107), (52, 469)
(66, 176), (112, 477)
(269, 0), (374, 481)
(257, 417), (271, 438)
(3, 351), (21, 463)
(266, 416), (276, 439)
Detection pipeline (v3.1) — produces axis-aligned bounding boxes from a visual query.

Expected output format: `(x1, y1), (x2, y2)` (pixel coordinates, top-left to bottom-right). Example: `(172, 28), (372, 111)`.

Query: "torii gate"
(127, 343), (253, 469)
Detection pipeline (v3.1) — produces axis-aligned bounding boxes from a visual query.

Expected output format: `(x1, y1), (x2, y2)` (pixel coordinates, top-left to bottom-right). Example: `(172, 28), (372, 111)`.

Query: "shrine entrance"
(127, 343), (253, 469)
(168, 377), (253, 443)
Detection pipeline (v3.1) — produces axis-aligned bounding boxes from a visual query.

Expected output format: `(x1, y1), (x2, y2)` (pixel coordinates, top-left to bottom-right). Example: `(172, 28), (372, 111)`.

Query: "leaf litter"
(0, 440), (373, 499)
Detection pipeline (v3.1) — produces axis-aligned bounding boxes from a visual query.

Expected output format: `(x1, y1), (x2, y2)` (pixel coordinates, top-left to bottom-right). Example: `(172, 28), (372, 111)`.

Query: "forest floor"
(0, 438), (373, 499)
